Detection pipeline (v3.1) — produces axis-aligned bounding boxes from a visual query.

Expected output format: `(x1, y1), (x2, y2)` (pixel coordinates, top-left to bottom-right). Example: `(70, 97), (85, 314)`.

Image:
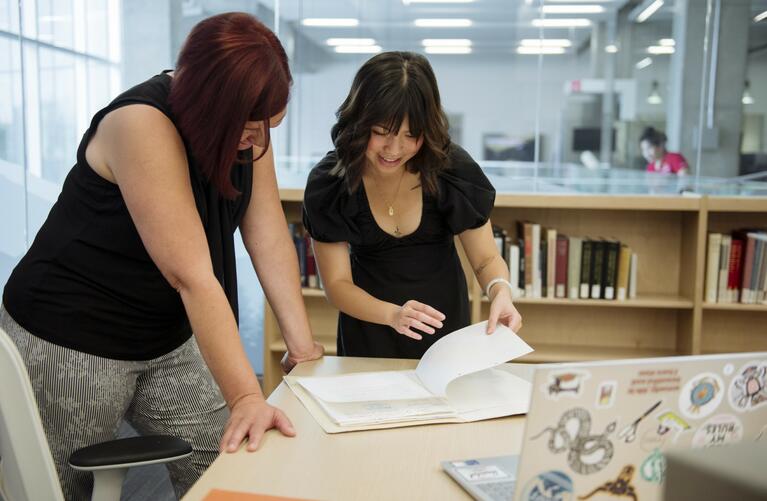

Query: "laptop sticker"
(544, 371), (590, 399)
(691, 414), (743, 448)
(577, 465), (638, 500)
(678, 372), (724, 419)
(520, 470), (573, 501)
(639, 449), (665, 484)
(654, 410), (690, 444)
(595, 381), (617, 409)
(530, 407), (616, 475)
(627, 367), (681, 397)
(455, 464), (509, 482)
(728, 361), (767, 412)
(617, 400), (662, 444)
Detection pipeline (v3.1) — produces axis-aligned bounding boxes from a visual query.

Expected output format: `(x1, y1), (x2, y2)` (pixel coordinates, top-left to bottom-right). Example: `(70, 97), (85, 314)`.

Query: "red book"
(727, 238), (743, 302)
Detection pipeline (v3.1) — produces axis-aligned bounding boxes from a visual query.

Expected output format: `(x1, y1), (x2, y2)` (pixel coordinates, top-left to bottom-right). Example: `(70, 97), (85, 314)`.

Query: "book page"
(310, 396), (457, 426)
(445, 368), (532, 420)
(416, 321), (533, 397)
(296, 370), (433, 403)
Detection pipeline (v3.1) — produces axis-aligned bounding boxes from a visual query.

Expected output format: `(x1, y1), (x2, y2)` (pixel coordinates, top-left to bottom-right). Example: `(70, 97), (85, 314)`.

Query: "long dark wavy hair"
(330, 51), (451, 195)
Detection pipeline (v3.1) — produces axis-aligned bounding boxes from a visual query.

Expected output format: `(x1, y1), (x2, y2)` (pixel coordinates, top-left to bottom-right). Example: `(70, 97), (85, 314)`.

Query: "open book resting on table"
(284, 321), (534, 433)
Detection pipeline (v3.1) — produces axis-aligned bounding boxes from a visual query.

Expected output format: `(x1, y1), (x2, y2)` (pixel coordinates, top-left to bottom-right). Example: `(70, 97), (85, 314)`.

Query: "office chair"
(0, 325), (193, 501)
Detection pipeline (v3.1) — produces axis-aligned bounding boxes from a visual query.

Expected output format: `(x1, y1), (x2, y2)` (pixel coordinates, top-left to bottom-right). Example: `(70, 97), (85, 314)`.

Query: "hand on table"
(281, 340), (325, 374)
(220, 395), (295, 453)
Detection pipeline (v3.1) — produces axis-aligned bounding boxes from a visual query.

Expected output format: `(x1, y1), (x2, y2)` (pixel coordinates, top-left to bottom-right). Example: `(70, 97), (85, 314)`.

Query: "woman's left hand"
(220, 395), (296, 453)
(487, 287), (523, 334)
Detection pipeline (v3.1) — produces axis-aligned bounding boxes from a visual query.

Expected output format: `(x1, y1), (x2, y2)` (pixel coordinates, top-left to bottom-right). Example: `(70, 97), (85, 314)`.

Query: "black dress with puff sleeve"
(302, 144), (495, 359)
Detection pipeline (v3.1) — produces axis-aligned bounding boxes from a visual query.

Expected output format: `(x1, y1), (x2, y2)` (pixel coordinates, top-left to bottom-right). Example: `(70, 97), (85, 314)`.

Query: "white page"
(416, 321), (533, 397)
(445, 368), (532, 419)
(312, 397), (457, 426)
(296, 370), (433, 403)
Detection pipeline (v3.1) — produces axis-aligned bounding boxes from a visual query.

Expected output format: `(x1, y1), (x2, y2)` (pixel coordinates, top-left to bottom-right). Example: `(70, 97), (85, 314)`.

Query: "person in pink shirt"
(640, 127), (690, 175)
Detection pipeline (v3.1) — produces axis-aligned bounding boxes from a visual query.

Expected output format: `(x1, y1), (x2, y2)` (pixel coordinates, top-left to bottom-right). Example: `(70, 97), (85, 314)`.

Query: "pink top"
(646, 152), (689, 174)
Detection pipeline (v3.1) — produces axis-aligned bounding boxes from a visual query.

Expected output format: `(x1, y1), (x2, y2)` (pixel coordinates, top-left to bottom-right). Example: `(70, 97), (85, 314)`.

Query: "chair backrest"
(0, 325), (64, 501)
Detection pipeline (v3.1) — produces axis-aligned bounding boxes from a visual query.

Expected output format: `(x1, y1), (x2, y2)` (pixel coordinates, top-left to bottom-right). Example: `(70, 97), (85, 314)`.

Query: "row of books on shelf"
(494, 222), (639, 301)
(290, 223), (322, 289)
(705, 230), (767, 304)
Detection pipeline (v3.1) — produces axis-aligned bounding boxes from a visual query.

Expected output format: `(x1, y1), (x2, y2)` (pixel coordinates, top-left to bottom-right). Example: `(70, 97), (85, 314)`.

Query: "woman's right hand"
(388, 300), (445, 340)
(220, 394), (296, 453)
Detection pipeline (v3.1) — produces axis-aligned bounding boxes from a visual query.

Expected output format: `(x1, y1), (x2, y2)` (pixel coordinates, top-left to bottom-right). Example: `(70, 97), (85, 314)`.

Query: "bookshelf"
(261, 192), (767, 394)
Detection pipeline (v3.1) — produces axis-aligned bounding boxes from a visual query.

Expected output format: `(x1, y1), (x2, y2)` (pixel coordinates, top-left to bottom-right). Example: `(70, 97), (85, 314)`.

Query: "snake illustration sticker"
(692, 414), (743, 448)
(531, 407), (616, 475)
(578, 465), (638, 500)
(678, 372), (724, 419)
(728, 361), (767, 412)
(543, 371), (590, 400)
(595, 381), (618, 409)
(521, 470), (574, 501)
(640, 449), (666, 484)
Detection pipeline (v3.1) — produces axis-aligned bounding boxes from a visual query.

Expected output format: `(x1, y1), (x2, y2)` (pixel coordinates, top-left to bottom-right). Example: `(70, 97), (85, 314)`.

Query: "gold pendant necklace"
(372, 167), (406, 236)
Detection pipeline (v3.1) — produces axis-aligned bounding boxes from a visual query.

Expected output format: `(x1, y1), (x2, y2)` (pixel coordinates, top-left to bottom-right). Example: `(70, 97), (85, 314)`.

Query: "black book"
(601, 239), (621, 300)
(590, 239), (606, 299)
(580, 239), (593, 299)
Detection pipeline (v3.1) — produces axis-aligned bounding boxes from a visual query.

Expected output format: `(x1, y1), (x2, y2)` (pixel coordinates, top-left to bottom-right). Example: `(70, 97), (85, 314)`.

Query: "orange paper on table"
(203, 488), (316, 501)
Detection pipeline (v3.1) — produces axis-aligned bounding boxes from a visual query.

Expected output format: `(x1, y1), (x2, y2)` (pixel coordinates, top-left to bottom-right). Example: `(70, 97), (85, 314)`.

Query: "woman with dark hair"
(303, 51), (522, 359)
(1, 12), (322, 499)
(640, 126), (689, 175)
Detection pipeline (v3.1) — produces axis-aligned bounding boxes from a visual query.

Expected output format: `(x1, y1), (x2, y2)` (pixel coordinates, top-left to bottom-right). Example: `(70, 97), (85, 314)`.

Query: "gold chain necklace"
(371, 167), (406, 236)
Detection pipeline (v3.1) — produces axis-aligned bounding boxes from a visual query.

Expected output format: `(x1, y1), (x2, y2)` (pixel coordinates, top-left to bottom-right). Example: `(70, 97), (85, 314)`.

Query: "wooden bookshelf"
(262, 193), (767, 394)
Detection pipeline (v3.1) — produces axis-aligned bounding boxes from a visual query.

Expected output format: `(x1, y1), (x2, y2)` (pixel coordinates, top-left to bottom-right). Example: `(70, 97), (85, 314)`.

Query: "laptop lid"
(513, 352), (767, 501)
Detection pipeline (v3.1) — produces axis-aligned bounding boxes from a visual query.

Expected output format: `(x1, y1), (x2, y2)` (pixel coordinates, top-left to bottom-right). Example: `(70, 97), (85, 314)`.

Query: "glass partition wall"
(2, 0), (766, 373)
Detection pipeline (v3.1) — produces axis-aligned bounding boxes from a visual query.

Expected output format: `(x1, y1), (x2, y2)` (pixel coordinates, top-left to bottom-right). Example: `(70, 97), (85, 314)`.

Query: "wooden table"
(183, 356), (527, 501)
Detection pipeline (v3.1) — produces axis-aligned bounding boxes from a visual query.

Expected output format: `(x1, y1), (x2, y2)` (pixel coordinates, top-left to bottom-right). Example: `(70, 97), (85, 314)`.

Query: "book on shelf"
(601, 239), (620, 300)
(546, 228), (557, 299)
(590, 239), (605, 299)
(580, 239), (593, 299)
(567, 236), (582, 299)
(704, 230), (767, 304)
(540, 234), (548, 299)
(555, 234), (569, 299)
(508, 244), (521, 298)
(532, 224), (542, 298)
(616, 244), (632, 301)
(628, 252), (638, 299)
(284, 322), (533, 433)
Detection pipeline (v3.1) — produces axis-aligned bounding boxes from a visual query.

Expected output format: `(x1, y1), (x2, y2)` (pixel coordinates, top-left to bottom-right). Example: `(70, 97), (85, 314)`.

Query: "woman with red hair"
(1, 12), (321, 499)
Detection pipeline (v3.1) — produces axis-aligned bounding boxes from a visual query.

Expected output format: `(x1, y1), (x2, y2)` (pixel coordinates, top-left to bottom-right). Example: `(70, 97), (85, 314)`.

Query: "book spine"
(580, 240), (592, 299)
(616, 244), (631, 301)
(555, 235), (568, 298)
(509, 245), (520, 299)
(546, 229), (557, 299)
(305, 234), (318, 288)
(727, 239), (743, 303)
(740, 235), (755, 304)
(602, 241), (619, 300)
(518, 237), (526, 296)
(629, 253), (638, 299)
(523, 223), (533, 297)
(540, 237), (548, 299)
(705, 233), (722, 303)
(532, 224), (541, 298)
(717, 235), (731, 304)
(590, 240), (604, 299)
(568, 236), (582, 299)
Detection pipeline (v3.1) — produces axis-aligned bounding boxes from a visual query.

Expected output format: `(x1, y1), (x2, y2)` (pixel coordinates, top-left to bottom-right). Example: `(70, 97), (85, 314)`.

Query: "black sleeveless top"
(2, 72), (253, 360)
(302, 145), (495, 359)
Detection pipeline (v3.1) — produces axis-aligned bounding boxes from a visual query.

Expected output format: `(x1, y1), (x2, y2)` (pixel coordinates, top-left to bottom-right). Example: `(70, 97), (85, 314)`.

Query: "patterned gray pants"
(0, 306), (229, 501)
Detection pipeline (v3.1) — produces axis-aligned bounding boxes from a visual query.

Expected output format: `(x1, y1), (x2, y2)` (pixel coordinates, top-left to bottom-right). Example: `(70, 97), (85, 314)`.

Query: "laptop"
(443, 351), (767, 501)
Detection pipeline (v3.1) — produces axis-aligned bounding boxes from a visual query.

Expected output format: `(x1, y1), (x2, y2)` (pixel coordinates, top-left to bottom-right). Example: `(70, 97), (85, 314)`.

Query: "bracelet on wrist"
(228, 392), (261, 409)
(485, 277), (513, 298)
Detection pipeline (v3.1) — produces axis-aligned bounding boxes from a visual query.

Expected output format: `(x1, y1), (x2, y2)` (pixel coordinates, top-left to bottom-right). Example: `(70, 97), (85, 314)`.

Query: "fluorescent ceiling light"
(326, 38), (376, 46)
(517, 46), (566, 55)
(605, 44), (618, 53)
(541, 5), (605, 14)
(635, 57), (652, 69)
(334, 45), (382, 54)
(302, 18), (359, 27)
(631, 0), (664, 23)
(532, 18), (591, 27)
(403, 0), (474, 3)
(647, 45), (674, 54)
(647, 81), (662, 104)
(754, 10), (767, 22)
(415, 18), (473, 27)
(424, 46), (473, 54)
(659, 38), (675, 46)
(545, 0), (614, 2)
(520, 38), (572, 47)
(422, 39), (472, 46)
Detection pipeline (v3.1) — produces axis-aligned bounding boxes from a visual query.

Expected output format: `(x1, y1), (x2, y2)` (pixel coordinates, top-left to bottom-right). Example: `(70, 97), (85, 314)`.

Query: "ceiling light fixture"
(659, 38), (675, 46)
(424, 46), (473, 54)
(532, 18), (591, 27)
(605, 44), (618, 53)
(541, 5), (605, 14)
(742, 80), (755, 104)
(334, 45), (382, 54)
(647, 80), (662, 104)
(628, 0), (663, 23)
(302, 18), (359, 27)
(754, 10), (767, 22)
(647, 45), (674, 54)
(414, 18), (472, 27)
(421, 39), (472, 46)
(326, 38), (376, 46)
(520, 39), (572, 47)
(635, 57), (652, 69)
(517, 46), (567, 55)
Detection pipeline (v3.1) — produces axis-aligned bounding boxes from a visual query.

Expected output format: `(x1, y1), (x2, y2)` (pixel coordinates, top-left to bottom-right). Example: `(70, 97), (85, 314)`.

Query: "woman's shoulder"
(438, 143), (494, 190)
(303, 150), (361, 243)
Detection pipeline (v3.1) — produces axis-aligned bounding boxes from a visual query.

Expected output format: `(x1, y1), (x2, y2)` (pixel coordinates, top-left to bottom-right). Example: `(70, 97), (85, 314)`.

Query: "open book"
(284, 321), (534, 433)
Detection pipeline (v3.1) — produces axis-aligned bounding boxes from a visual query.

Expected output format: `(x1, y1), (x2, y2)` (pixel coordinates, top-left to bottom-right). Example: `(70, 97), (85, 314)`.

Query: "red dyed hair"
(169, 12), (292, 198)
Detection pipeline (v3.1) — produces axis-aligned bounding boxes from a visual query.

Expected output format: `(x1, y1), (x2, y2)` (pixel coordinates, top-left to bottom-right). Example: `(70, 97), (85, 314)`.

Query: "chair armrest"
(68, 435), (192, 471)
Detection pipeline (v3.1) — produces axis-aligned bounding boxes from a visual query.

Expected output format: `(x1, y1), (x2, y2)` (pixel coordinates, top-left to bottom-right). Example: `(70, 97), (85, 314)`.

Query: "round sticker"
(678, 372), (724, 419)
(521, 470), (574, 501)
(727, 361), (767, 413)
